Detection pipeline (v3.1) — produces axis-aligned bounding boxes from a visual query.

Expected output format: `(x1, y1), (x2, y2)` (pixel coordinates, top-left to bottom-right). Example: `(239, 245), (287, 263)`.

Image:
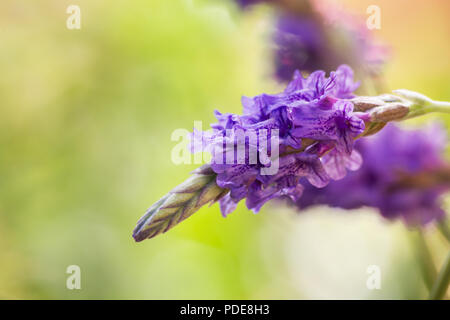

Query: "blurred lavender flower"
(294, 123), (449, 225)
(235, 0), (388, 82)
(191, 65), (365, 215)
(274, 14), (330, 81)
(315, 0), (388, 77)
(235, 0), (267, 7)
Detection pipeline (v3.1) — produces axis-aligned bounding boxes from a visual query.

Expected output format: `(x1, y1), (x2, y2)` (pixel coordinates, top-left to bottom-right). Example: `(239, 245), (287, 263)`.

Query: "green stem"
(414, 230), (437, 292)
(419, 101), (450, 117)
(438, 221), (450, 243)
(431, 100), (450, 113)
(405, 102), (450, 119)
(429, 250), (450, 300)
(393, 89), (450, 118)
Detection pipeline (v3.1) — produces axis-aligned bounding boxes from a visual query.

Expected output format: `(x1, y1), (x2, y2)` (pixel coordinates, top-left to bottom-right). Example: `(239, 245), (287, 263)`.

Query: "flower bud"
(393, 89), (433, 106)
(368, 103), (409, 122)
(351, 96), (385, 111)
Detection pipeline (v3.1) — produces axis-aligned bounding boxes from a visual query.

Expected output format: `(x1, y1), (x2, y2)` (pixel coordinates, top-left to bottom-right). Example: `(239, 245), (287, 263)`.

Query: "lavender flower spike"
(133, 66), (450, 242)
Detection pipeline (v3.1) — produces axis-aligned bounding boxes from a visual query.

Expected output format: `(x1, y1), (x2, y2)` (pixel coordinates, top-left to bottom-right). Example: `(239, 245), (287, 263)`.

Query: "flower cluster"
(191, 65), (366, 215)
(294, 123), (449, 225)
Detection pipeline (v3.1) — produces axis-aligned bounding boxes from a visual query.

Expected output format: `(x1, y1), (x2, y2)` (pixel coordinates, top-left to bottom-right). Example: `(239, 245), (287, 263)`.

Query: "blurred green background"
(0, 0), (449, 299)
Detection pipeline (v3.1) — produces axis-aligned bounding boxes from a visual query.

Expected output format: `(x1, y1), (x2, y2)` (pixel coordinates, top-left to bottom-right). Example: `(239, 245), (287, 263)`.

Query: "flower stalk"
(393, 89), (450, 119)
(414, 231), (437, 292)
(429, 250), (450, 300)
(438, 221), (450, 243)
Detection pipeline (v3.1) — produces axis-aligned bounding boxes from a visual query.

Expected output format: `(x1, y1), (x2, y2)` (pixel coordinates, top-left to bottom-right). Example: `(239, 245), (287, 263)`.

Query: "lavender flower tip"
(132, 165), (225, 242)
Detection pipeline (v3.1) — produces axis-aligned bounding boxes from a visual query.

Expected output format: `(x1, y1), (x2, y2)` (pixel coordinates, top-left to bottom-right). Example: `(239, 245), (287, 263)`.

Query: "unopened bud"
(393, 89), (433, 106)
(351, 96), (385, 112)
(368, 103), (409, 122)
(378, 94), (403, 103)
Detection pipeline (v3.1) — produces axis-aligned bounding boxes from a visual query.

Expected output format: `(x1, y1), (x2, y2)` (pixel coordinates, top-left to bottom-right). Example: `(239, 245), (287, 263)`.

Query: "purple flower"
(190, 65), (365, 216)
(293, 123), (449, 225)
(234, 0), (388, 79)
(274, 14), (331, 81)
(317, 0), (389, 77)
(273, 8), (388, 81)
(235, 0), (267, 7)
